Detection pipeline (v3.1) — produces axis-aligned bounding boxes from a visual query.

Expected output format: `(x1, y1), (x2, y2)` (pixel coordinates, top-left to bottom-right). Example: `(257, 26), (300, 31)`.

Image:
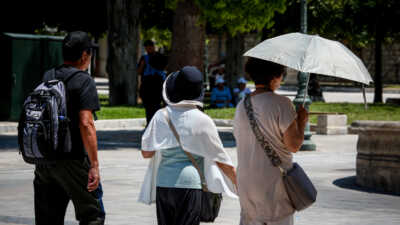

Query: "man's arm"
(137, 58), (145, 76)
(79, 110), (100, 192)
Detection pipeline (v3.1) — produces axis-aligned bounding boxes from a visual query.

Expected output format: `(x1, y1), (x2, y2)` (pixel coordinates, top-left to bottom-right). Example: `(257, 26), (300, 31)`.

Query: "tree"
(262, 0), (400, 103)
(106, 0), (141, 105)
(302, 0), (400, 103)
(140, 0), (174, 51)
(199, 0), (287, 90)
(0, 0), (107, 38)
(345, 0), (400, 103)
(166, 0), (205, 72)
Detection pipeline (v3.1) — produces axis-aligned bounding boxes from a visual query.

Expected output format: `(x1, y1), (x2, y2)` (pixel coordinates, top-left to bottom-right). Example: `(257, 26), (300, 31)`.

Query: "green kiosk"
(0, 33), (64, 121)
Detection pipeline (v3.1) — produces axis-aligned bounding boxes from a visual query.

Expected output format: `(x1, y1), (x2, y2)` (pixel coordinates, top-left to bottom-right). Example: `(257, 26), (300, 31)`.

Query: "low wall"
(350, 121), (400, 194)
(315, 113), (347, 135)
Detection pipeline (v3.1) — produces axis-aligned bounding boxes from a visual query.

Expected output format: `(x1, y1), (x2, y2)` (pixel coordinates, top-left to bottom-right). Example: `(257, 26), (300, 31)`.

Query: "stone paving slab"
(0, 134), (400, 225)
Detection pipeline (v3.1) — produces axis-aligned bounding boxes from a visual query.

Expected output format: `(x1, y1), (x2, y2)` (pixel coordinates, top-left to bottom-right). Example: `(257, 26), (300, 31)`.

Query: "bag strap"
(243, 95), (286, 173)
(44, 67), (81, 85)
(162, 108), (209, 192)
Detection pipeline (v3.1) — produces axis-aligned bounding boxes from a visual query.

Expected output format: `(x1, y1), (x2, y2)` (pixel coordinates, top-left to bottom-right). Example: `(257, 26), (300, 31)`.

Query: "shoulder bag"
(162, 109), (222, 222)
(244, 95), (317, 211)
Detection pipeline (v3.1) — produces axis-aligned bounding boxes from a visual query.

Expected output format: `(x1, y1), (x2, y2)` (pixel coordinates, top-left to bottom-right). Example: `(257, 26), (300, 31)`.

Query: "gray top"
(233, 92), (297, 224)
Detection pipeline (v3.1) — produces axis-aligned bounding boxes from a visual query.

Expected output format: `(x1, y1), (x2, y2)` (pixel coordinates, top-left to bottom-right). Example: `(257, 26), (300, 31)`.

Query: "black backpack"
(18, 69), (79, 164)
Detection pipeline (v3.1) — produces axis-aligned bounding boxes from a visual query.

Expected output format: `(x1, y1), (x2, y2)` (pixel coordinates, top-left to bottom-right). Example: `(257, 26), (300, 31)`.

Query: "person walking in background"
(210, 77), (233, 108)
(35, 31), (105, 225)
(233, 57), (308, 225)
(139, 66), (237, 225)
(233, 77), (251, 105)
(137, 40), (167, 124)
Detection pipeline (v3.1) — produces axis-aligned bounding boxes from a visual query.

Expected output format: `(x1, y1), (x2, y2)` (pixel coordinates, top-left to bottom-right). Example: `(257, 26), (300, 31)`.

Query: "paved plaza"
(1, 132), (400, 225)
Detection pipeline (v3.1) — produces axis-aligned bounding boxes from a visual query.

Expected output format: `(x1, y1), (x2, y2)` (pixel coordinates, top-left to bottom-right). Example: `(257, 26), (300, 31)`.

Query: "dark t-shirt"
(43, 65), (100, 159)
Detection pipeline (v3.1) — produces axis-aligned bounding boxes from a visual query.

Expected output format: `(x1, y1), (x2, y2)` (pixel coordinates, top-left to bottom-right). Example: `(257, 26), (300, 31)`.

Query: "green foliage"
(310, 0), (400, 46)
(266, 0), (400, 47)
(140, 0), (175, 51)
(0, 0), (108, 38)
(141, 27), (172, 50)
(141, 0), (174, 31)
(199, 0), (287, 35)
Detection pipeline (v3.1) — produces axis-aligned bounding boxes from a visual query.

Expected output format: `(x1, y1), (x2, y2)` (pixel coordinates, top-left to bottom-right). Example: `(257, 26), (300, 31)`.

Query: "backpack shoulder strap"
(62, 70), (82, 85)
(43, 66), (81, 85)
(42, 68), (56, 82)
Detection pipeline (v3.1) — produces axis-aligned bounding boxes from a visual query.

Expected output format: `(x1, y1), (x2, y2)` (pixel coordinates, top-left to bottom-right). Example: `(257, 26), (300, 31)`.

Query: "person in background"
(210, 77), (233, 108)
(208, 64), (225, 92)
(233, 57), (308, 225)
(215, 64), (225, 81)
(233, 77), (251, 105)
(137, 40), (167, 124)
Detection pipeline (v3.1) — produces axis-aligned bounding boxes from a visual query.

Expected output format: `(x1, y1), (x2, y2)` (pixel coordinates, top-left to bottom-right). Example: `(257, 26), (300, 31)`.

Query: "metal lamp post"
(293, 0), (316, 151)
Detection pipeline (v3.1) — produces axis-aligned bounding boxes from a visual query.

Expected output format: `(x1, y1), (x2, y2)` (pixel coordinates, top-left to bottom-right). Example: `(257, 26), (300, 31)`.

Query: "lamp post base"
(300, 130), (316, 151)
(293, 71), (317, 151)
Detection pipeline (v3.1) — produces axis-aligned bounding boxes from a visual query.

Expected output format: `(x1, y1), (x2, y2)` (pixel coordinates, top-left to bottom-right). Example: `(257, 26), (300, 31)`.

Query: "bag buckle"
(279, 166), (287, 176)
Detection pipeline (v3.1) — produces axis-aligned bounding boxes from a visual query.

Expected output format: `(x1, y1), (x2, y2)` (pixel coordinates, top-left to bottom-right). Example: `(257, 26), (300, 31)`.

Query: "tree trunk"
(106, 0), (140, 106)
(166, 0), (205, 73)
(373, 5), (383, 103)
(373, 32), (383, 103)
(225, 33), (245, 90)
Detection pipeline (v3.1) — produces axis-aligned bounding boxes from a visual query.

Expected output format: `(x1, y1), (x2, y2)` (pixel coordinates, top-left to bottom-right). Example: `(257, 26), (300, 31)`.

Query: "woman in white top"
(233, 58), (308, 225)
(140, 66), (237, 225)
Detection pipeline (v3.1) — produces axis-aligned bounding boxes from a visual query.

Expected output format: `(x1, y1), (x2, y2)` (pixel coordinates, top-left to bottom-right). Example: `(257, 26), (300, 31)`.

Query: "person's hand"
(231, 175), (238, 188)
(87, 166), (100, 192)
(297, 106), (309, 126)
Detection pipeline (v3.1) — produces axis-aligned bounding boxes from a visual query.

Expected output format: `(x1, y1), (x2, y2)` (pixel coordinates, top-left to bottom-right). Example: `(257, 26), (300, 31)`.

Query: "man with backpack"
(19, 31), (105, 225)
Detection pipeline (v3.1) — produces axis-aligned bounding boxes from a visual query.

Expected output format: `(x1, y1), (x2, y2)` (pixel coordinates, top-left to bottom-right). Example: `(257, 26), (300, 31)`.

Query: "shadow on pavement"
(333, 176), (400, 197)
(0, 130), (236, 151)
(0, 134), (18, 150)
(0, 215), (76, 225)
(96, 129), (236, 149)
(96, 129), (142, 150)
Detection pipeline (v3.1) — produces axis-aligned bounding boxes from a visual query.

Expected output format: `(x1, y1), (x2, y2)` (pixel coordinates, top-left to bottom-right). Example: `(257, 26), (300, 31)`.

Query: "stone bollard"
(315, 113), (347, 135)
(350, 121), (400, 194)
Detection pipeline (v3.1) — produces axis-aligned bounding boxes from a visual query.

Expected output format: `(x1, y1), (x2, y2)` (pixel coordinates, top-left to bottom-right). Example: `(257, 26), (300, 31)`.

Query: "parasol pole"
(362, 84), (368, 110)
(302, 73), (311, 107)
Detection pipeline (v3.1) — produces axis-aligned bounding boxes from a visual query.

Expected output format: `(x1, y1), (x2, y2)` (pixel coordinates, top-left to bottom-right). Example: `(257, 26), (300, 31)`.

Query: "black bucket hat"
(165, 66), (204, 103)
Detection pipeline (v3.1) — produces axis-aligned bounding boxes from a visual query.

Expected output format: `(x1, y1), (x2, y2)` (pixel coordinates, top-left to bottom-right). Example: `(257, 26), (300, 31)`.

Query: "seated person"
(208, 64), (225, 91)
(215, 64), (225, 81)
(210, 78), (233, 108)
(233, 77), (251, 104)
